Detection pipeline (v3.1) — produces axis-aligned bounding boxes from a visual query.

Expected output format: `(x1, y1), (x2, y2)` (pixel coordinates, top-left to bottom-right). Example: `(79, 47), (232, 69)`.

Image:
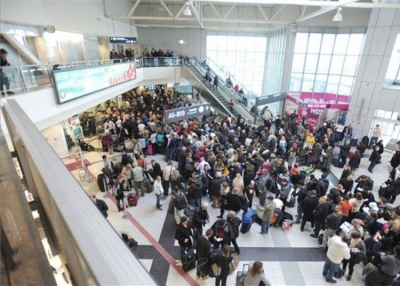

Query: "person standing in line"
(90, 195), (109, 218)
(162, 161), (175, 197)
(256, 196), (276, 235)
(153, 176), (163, 211)
(368, 145), (381, 174)
(192, 202), (210, 238)
(215, 245), (233, 286)
(322, 234), (351, 284)
(321, 205), (343, 249)
(131, 163), (145, 196)
(369, 124), (381, 149)
(150, 159), (162, 180)
(300, 190), (319, 232)
(1, 49), (14, 95)
(196, 229), (213, 280)
(310, 197), (333, 238)
(366, 245), (400, 286)
(227, 211), (241, 255)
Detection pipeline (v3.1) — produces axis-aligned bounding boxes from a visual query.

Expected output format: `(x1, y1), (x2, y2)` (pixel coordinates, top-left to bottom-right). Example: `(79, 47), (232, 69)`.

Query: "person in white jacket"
(322, 234), (351, 283)
(153, 176), (164, 211)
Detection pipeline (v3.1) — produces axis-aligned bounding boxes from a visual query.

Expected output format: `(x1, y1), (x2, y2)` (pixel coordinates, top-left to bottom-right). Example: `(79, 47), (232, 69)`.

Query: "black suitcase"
(282, 212), (293, 222)
(97, 174), (107, 192)
(240, 223), (252, 234)
(181, 248), (196, 272)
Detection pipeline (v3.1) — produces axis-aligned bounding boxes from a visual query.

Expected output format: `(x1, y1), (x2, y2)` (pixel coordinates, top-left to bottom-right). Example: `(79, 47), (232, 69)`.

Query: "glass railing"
(1, 57), (183, 96)
(187, 58), (257, 112)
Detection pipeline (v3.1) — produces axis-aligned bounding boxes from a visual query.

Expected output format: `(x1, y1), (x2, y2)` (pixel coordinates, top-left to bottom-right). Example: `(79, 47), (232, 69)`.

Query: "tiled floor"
(58, 143), (397, 286)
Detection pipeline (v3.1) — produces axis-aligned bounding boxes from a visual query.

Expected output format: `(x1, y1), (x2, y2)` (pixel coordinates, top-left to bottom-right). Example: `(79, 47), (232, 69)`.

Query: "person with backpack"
(227, 211), (241, 254)
(174, 188), (188, 224)
(196, 228), (213, 279)
(192, 203), (210, 238)
(211, 218), (234, 250)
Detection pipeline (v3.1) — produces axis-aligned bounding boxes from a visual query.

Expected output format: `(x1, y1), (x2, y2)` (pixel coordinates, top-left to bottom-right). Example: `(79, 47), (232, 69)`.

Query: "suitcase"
(282, 212), (293, 222)
(351, 137), (358, 147)
(286, 196), (295, 208)
(236, 263), (249, 286)
(332, 154), (340, 167)
(181, 248), (196, 272)
(97, 174), (107, 192)
(146, 145), (154, 155)
(240, 223), (252, 234)
(127, 192), (138, 206)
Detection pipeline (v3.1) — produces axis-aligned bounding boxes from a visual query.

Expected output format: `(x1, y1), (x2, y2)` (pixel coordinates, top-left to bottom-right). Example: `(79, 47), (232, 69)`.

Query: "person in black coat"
(391, 149), (400, 169)
(91, 195), (109, 218)
(227, 211), (241, 254)
(368, 145), (381, 173)
(150, 160), (162, 179)
(192, 203), (210, 237)
(310, 197), (333, 238)
(211, 218), (234, 250)
(317, 174), (330, 197)
(340, 140), (351, 165)
(226, 188), (247, 213)
(211, 173), (227, 208)
(340, 164), (352, 180)
(196, 229), (213, 279)
(215, 245), (233, 286)
(339, 175), (354, 196)
(300, 190), (319, 232)
(349, 150), (362, 173)
(175, 217), (195, 251)
(120, 151), (132, 167)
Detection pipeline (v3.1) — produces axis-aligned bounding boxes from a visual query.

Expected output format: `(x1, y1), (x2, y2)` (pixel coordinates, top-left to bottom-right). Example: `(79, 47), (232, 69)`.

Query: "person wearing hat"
(175, 216), (195, 251)
(1, 48), (14, 95)
(255, 196), (276, 235)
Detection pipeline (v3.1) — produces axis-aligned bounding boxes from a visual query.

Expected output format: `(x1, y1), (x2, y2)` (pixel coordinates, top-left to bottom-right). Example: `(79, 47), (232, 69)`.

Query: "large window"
(289, 29), (366, 100)
(386, 33), (400, 85)
(264, 29), (286, 95)
(206, 33), (267, 95)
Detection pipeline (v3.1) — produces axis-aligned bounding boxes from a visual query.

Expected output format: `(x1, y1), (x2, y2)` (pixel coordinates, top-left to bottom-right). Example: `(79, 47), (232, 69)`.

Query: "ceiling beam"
(160, 0), (174, 17)
(270, 5), (285, 21)
(295, 0), (360, 23)
(223, 5), (236, 19)
(127, 0), (141, 16)
(257, 5), (269, 21)
(209, 2), (222, 19)
(188, 0), (204, 29)
(195, 0), (400, 9)
(134, 23), (272, 32)
(175, 3), (187, 17)
(112, 0), (127, 16)
(108, 15), (288, 24)
(300, 6), (307, 17)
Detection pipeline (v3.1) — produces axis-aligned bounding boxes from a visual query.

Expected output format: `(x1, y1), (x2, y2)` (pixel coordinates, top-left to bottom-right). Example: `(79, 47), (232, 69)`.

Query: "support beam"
(127, 0), (141, 16)
(257, 5), (269, 21)
(160, 0), (174, 18)
(295, 0), (360, 22)
(196, 0), (400, 9)
(271, 5), (285, 21)
(112, 0), (126, 16)
(209, 2), (222, 19)
(301, 6), (307, 17)
(188, 0), (204, 29)
(223, 5), (236, 19)
(175, 3), (187, 18)
(134, 23), (272, 32)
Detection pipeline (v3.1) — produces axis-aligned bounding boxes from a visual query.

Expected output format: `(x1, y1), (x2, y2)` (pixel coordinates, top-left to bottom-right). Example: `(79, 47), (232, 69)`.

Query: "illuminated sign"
(53, 62), (137, 104)
(109, 37), (137, 44)
(164, 104), (211, 124)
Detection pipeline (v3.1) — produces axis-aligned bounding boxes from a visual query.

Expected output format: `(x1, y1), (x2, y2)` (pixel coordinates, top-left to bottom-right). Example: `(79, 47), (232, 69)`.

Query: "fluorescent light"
(179, 39), (185, 44)
(333, 7), (343, 22)
(182, 3), (192, 16)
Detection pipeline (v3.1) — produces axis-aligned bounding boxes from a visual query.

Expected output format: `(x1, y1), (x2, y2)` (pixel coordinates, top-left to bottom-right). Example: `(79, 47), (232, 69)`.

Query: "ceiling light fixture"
(182, 2), (192, 16)
(333, 7), (343, 22)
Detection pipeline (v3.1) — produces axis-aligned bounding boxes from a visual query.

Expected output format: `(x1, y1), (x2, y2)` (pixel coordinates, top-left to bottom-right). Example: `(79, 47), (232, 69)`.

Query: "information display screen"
(164, 103), (211, 124)
(53, 62), (137, 104)
(109, 37), (137, 44)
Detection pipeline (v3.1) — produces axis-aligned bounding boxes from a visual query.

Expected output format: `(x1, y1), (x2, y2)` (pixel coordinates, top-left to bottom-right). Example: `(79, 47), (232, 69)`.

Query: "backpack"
(175, 193), (187, 210)
(156, 134), (164, 143)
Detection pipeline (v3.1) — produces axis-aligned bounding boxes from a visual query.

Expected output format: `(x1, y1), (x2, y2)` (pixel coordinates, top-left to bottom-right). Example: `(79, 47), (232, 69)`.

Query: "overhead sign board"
(53, 62), (137, 104)
(109, 37), (137, 44)
(164, 103), (211, 124)
(256, 92), (287, 106)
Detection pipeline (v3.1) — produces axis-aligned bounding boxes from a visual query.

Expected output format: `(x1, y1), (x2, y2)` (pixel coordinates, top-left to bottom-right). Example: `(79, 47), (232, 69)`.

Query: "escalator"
(182, 59), (255, 122)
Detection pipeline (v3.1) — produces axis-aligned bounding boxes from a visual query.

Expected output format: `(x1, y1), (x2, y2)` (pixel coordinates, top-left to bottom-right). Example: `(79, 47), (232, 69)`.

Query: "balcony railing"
(1, 57), (183, 95)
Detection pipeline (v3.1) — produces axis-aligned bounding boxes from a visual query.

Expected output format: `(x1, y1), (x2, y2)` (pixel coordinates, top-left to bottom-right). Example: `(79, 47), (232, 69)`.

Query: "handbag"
(362, 262), (377, 276)
(229, 253), (240, 274)
(287, 196), (295, 208)
(210, 263), (221, 277)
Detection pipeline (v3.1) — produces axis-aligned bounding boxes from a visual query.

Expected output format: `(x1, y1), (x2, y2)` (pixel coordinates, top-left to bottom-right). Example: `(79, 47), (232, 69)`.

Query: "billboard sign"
(164, 103), (211, 124)
(53, 62), (137, 104)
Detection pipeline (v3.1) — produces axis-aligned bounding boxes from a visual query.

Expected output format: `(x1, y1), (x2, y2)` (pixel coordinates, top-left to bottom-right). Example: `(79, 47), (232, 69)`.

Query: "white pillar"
(41, 122), (70, 158)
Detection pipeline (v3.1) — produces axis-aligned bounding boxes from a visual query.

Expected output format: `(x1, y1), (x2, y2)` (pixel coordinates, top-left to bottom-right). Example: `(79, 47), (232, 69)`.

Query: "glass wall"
(206, 33), (267, 95)
(289, 28), (366, 100)
(264, 29), (286, 95)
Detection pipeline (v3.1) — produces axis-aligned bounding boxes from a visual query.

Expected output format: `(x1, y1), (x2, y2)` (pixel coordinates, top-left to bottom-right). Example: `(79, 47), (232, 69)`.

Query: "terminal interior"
(2, 1), (400, 286)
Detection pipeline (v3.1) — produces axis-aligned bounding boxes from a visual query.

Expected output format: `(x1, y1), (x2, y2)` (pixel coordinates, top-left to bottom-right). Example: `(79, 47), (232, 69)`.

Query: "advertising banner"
(164, 103), (211, 124)
(53, 62), (137, 104)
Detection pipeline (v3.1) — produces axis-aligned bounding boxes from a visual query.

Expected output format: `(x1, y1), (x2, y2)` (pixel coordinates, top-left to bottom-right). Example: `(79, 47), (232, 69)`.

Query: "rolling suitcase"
(127, 192), (138, 206)
(332, 154), (340, 167)
(181, 248), (196, 272)
(146, 144), (154, 155)
(97, 174), (107, 192)
(240, 223), (252, 234)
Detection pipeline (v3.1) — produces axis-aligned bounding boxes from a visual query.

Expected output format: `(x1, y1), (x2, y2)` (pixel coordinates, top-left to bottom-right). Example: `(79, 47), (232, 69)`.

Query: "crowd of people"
(88, 77), (400, 285)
